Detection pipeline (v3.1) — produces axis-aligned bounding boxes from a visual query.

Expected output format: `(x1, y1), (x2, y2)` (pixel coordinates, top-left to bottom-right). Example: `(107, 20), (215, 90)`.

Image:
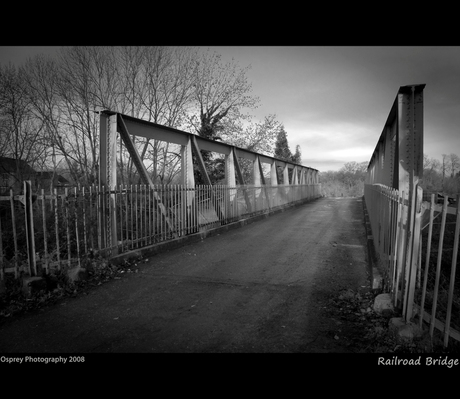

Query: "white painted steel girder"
(98, 111), (320, 249)
(366, 84), (425, 193)
(99, 111), (318, 190)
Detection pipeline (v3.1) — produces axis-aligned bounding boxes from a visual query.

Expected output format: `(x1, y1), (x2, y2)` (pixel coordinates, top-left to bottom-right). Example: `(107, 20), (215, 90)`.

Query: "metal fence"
(364, 183), (460, 348)
(0, 181), (321, 280)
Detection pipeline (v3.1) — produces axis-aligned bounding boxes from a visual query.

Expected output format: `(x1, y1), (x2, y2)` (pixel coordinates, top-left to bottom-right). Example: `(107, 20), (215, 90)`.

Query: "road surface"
(0, 197), (371, 353)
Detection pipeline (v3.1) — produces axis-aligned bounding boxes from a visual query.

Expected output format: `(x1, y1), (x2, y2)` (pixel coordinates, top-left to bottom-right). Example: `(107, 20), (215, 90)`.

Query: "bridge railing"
(364, 83), (460, 348)
(365, 183), (460, 348)
(0, 181), (321, 281)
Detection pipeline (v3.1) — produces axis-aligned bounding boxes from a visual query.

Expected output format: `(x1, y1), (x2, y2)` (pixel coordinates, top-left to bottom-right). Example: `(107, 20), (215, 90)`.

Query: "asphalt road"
(0, 197), (371, 353)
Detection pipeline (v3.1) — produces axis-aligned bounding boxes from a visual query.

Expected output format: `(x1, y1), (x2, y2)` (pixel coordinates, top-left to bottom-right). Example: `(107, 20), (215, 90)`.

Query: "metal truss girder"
(270, 162), (278, 186)
(181, 135), (195, 187)
(100, 113), (176, 240)
(190, 135), (226, 222)
(253, 156), (271, 208)
(292, 166), (299, 185)
(225, 147), (236, 187)
(117, 114), (154, 187)
(232, 150), (252, 212)
(367, 84), (425, 192)
(120, 114), (189, 146)
(99, 113), (118, 254)
(100, 111), (320, 239)
(191, 135), (212, 186)
(365, 84), (425, 318)
(112, 112), (318, 178)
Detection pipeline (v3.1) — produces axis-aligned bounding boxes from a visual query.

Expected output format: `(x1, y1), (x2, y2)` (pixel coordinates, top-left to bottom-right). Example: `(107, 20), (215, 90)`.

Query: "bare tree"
(112, 46), (198, 185)
(449, 153), (460, 177)
(225, 114), (282, 156)
(442, 154), (450, 187)
(4, 46), (268, 188)
(50, 47), (104, 184)
(137, 47), (197, 184)
(190, 49), (259, 140)
(22, 54), (66, 180)
(0, 63), (47, 181)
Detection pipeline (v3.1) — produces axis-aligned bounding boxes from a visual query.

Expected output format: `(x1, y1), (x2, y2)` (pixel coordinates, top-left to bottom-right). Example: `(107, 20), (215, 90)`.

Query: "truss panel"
(99, 111), (320, 250)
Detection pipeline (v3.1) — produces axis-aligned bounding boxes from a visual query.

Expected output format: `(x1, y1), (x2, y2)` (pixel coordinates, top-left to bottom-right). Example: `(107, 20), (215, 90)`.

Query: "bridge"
(0, 83), (459, 351)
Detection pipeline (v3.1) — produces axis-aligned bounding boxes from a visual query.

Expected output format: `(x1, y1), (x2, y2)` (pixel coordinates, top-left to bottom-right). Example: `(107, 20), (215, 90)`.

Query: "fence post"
(99, 113), (119, 256)
(394, 191), (407, 308)
(225, 147), (237, 220)
(403, 185), (423, 321)
(0, 216), (3, 281)
(443, 194), (460, 347)
(23, 180), (37, 276)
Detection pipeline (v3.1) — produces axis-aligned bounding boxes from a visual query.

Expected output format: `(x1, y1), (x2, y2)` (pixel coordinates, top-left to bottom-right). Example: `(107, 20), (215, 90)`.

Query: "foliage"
(422, 153), (460, 195)
(189, 49), (259, 140)
(292, 145), (302, 164)
(274, 126), (292, 161)
(0, 253), (145, 322)
(320, 161), (368, 197)
(226, 114), (282, 156)
(321, 153), (460, 198)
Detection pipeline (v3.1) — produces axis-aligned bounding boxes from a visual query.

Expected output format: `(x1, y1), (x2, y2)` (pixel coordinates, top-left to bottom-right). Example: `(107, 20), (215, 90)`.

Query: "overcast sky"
(1, 46), (459, 172)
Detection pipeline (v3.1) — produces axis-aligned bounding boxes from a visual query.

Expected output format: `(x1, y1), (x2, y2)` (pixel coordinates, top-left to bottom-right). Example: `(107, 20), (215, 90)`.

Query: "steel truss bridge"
(98, 111), (321, 255)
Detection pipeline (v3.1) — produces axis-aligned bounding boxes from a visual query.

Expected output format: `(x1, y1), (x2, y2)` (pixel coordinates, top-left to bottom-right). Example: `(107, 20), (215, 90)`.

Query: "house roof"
(36, 171), (71, 185)
(0, 156), (36, 174)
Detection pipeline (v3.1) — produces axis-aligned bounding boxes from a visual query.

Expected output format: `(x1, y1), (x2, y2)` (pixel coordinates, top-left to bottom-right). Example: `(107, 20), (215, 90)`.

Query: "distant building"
(35, 171), (71, 192)
(0, 157), (72, 194)
(0, 156), (36, 194)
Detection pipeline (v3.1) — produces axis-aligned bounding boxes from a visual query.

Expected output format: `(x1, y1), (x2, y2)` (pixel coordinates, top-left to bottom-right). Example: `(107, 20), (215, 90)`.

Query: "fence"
(364, 183), (460, 348)
(0, 181), (321, 280)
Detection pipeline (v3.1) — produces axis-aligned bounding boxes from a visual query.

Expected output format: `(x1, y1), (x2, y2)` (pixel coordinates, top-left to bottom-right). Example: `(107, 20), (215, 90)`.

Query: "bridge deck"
(0, 197), (371, 353)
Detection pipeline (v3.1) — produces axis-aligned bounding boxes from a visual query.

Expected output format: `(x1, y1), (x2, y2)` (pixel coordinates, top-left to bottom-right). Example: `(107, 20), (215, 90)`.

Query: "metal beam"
(112, 112), (318, 176)
(233, 149), (252, 213)
(270, 161), (278, 186)
(365, 84), (425, 315)
(367, 84), (425, 191)
(283, 165), (289, 185)
(191, 135), (226, 222)
(99, 113), (118, 254)
(100, 111), (320, 237)
(181, 136), (195, 188)
(99, 112), (118, 190)
(191, 135), (212, 186)
(117, 114), (154, 186)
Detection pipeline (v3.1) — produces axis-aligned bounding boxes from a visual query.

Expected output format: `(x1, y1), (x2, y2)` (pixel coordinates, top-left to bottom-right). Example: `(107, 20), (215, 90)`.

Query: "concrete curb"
(110, 197), (321, 266)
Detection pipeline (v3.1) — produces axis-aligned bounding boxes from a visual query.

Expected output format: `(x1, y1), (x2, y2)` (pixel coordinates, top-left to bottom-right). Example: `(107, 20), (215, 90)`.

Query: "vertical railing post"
(0, 216), (3, 281)
(403, 185), (423, 321)
(9, 188), (18, 278)
(253, 156), (261, 212)
(23, 181), (36, 276)
(225, 147), (237, 220)
(443, 194), (460, 347)
(99, 112), (118, 256)
(181, 136), (195, 235)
